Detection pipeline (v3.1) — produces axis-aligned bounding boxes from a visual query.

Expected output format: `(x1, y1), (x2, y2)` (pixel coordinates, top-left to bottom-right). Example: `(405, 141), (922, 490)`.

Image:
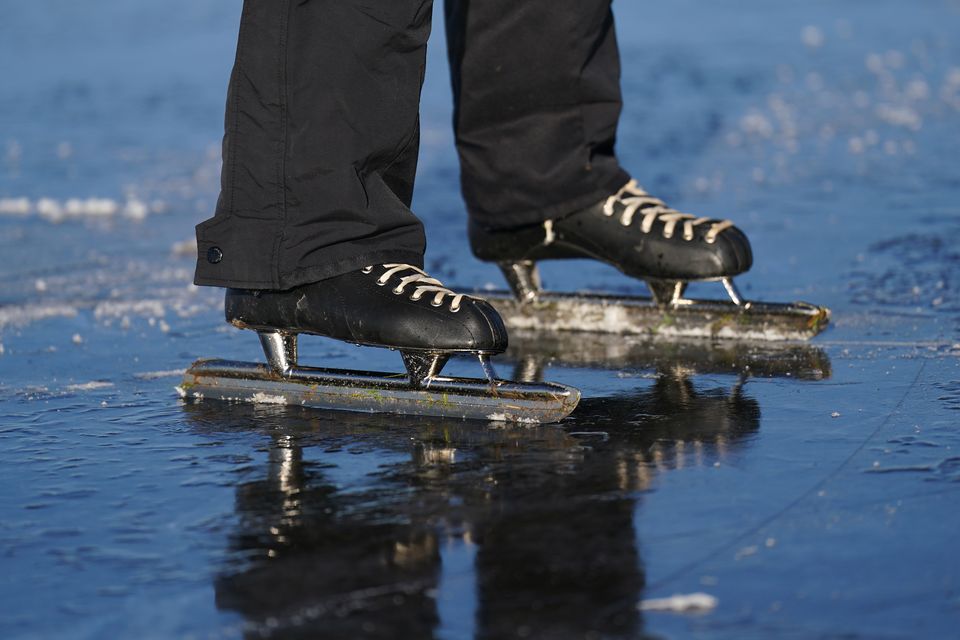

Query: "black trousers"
(194, 0), (629, 290)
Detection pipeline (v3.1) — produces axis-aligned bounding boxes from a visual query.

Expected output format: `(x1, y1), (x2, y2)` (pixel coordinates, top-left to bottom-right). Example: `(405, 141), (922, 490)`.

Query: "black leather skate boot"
(226, 264), (508, 354)
(470, 180), (753, 305)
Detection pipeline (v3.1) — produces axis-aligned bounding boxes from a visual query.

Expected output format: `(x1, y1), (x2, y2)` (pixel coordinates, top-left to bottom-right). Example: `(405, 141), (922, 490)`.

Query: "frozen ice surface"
(2, 0), (960, 638)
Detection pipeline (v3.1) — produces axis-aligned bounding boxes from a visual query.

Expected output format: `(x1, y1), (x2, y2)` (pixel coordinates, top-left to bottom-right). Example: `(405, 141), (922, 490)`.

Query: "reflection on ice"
(180, 357), (768, 638)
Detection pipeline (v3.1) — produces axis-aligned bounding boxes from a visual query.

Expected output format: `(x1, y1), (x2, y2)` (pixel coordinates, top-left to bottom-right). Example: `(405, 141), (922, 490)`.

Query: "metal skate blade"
(481, 290), (830, 342)
(178, 360), (580, 424)
(502, 330), (832, 381)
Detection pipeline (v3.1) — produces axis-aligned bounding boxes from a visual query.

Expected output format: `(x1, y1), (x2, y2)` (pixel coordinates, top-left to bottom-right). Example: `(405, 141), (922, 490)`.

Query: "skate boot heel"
(258, 331), (298, 376)
(498, 261), (542, 303)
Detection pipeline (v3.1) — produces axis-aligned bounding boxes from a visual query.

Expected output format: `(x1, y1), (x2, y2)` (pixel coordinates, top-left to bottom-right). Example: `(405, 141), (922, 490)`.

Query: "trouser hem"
(468, 168), (630, 230)
(194, 249), (425, 291)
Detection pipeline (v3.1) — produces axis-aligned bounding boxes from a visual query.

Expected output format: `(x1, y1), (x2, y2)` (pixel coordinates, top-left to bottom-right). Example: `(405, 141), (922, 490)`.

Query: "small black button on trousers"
(194, 0), (630, 290)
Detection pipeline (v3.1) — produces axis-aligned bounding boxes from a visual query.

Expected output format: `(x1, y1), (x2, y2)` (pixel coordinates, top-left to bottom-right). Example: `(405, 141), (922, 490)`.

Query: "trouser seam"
(225, 2), (249, 221)
(572, 13), (604, 197)
(272, 0), (291, 290)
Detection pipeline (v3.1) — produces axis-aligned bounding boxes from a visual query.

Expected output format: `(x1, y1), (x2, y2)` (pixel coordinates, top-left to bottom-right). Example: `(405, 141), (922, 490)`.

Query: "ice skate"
(472, 180), (829, 341)
(180, 264), (580, 423)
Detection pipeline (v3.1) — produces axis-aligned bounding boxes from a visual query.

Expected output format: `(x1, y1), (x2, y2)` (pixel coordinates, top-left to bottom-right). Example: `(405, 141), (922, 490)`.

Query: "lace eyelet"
(410, 293), (423, 301)
(361, 266), (374, 274)
(430, 300), (443, 307)
(450, 305), (461, 313)
(392, 287), (404, 295)
(376, 278), (388, 286)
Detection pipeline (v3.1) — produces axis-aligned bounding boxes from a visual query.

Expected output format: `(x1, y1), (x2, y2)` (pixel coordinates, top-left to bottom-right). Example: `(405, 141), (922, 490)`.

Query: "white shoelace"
(601, 179), (734, 243)
(362, 263), (468, 312)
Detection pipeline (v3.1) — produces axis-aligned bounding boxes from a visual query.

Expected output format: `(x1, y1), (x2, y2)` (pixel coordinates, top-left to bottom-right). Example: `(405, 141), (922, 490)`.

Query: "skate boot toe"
(405, 295), (508, 353)
(711, 224), (753, 275)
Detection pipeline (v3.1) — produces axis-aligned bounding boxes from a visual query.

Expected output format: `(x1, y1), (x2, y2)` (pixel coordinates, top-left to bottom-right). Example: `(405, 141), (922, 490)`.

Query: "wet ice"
(2, 0), (960, 638)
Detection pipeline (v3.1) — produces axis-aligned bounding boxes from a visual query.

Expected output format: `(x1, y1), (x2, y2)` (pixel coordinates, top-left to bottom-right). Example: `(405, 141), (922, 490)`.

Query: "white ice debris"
(0, 196), (157, 222)
(905, 79), (930, 101)
(251, 392), (286, 405)
(739, 111), (775, 138)
(36, 198), (62, 220)
(94, 299), (165, 321)
(0, 303), (78, 329)
(6, 140), (22, 163)
(875, 104), (922, 130)
(170, 237), (197, 257)
(134, 369), (185, 380)
(65, 381), (114, 392)
(801, 25), (824, 49)
(486, 413), (538, 424)
(735, 545), (759, 560)
(639, 593), (718, 614)
(64, 197), (117, 218)
(71, 333), (83, 345)
(0, 197), (31, 215)
(122, 198), (149, 220)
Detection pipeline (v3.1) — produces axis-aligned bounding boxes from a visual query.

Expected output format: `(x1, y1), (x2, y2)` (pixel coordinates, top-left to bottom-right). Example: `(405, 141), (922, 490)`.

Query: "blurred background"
(1, 1), (959, 638)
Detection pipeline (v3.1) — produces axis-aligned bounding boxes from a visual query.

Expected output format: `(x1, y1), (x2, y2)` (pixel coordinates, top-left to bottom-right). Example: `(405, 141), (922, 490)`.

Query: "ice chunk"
(639, 593), (718, 614)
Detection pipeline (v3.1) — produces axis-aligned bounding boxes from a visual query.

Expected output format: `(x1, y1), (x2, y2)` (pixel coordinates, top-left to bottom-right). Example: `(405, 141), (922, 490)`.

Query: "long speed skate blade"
(503, 330), (831, 382)
(485, 291), (830, 341)
(178, 359), (580, 424)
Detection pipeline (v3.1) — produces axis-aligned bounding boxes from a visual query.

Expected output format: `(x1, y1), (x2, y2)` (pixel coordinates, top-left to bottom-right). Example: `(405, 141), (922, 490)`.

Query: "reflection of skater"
(193, 371), (759, 637)
(192, 0), (751, 379)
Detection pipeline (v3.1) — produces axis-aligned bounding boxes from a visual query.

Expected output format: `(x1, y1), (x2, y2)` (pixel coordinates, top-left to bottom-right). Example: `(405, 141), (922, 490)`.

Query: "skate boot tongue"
(364, 263), (470, 312)
(604, 179), (734, 243)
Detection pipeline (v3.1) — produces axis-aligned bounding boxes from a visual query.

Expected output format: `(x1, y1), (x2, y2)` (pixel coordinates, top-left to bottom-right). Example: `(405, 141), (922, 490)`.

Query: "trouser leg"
(195, 0), (433, 290)
(445, 0), (630, 229)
